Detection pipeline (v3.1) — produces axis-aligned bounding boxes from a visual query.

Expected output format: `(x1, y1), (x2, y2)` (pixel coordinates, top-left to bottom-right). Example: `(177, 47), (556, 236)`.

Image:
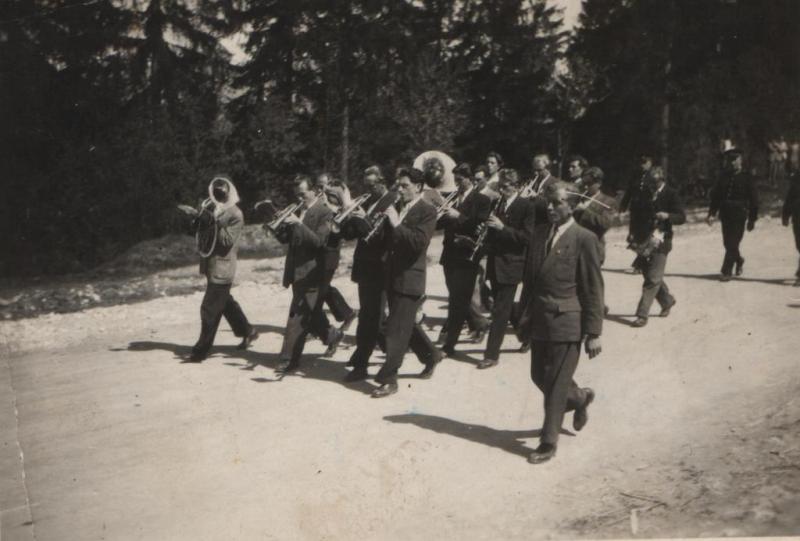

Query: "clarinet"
(470, 196), (504, 261)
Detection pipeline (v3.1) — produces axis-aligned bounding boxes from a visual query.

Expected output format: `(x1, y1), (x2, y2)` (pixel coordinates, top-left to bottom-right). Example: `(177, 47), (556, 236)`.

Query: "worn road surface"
(2, 217), (799, 540)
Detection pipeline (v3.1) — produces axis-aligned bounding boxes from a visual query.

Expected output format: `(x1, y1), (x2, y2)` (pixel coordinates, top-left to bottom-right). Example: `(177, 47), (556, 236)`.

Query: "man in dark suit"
(188, 177), (258, 362)
(275, 175), (344, 374)
(630, 167), (686, 327)
(621, 154), (655, 273)
(373, 168), (439, 398)
(438, 163), (491, 357)
(339, 166), (399, 382)
(782, 169), (800, 285)
(707, 149), (759, 281)
(520, 185), (604, 464)
(478, 169), (536, 369)
(315, 173), (358, 343)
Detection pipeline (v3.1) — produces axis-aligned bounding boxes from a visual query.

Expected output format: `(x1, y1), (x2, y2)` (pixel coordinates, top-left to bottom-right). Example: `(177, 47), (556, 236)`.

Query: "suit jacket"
(200, 205), (243, 285)
(487, 196), (536, 284)
(522, 221), (604, 342)
(629, 185), (686, 253)
(281, 199), (332, 289)
(573, 191), (618, 243)
(782, 172), (800, 223)
(341, 190), (399, 283)
(709, 170), (759, 224)
(439, 189), (491, 267)
(386, 198), (437, 297)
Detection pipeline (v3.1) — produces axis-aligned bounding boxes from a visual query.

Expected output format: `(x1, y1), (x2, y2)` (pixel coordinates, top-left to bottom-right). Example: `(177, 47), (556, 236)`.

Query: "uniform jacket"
(709, 170), (759, 224)
(620, 171), (651, 213)
(439, 189), (491, 267)
(341, 189), (399, 283)
(522, 221), (604, 342)
(281, 198), (332, 289)
(487, 196), (536, 284)
(386, 198), (437, 297)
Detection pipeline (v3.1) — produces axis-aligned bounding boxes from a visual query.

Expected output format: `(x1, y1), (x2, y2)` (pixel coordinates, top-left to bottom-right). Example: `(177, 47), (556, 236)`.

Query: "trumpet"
(435, 190), (460, 219)
(470, 197), (503, 261)
(333, 193), (371, 225)
(364, 213), (389, 243)
(263, 202), (302, 234)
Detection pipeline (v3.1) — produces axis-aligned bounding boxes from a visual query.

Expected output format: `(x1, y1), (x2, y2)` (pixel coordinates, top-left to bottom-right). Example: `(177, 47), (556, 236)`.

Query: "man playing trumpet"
(274, 175), (344, 374)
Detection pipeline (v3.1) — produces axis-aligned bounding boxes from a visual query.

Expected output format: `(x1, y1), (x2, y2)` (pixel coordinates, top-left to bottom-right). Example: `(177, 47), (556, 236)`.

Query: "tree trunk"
(341, 101), (350, 182)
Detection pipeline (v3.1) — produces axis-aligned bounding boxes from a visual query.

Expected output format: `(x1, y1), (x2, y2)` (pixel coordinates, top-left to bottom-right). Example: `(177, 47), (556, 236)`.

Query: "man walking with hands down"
(519, 185), (604, 465)
(707, 148), (759, 281)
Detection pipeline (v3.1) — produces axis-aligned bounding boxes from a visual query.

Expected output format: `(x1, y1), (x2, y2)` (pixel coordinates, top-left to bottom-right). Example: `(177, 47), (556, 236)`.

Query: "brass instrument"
(333, 193), (371, 225)
(363, 192), (400, 243)
(177, 180), (228, 258)
(469, 197), (504, 261)
(435, 190), (460, 219)
(265, 202), (302, 232)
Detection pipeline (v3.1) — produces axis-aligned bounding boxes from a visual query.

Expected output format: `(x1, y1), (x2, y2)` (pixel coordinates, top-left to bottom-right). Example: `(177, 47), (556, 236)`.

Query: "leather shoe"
(237, 329), (259, 350)
(631, 317), (648, 328)
(468, 327), (487, 343)
(344, 368), (368, 382)
(324, 328), (344, 357)
(441, 345), (455, 358)
(528, 443), (557, 464)
(276, 360), (299, 374)
(720, 274), (732, 282)
(660, 299), (676, 318)
(735, 257), (744, 276)
(573, 388), (595, 431)
(419, 358), (439, 379)
(477, 358), (498, 370)
(340, 310), (358, 332)
(371, 383), (398, 398)
(519, 341), (531, 353)
(186, 351), (206, 363)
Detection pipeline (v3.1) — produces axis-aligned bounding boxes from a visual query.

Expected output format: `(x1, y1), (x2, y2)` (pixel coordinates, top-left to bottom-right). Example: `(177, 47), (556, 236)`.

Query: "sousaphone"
(413, 150), (457, 193)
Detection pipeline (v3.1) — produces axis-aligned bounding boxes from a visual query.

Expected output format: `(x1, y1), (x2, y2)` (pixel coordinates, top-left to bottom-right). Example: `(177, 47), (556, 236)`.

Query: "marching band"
(179, 147), (773, 464)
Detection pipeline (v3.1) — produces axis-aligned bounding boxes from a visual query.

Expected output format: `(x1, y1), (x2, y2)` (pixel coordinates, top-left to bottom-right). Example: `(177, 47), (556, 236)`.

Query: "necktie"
(546, 224), (559, 256)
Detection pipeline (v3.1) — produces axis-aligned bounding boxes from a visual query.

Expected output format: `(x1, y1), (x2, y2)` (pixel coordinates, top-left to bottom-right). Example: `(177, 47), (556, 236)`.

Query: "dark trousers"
(530, 341), (588, 446)
(468, 271), (489, 331)
(375, 292), (437, 385)
(794, 220), (800, 277)
(348, 280), (387, 370)
(280, 285), (333, 365)
(636, 251), (674, 318)
(484, 279), (518, 361)
(720, 217), (746, 276)
(193, 282), (252, 356)
(443, 263), (480, 349)
(323, 265), (354, 322)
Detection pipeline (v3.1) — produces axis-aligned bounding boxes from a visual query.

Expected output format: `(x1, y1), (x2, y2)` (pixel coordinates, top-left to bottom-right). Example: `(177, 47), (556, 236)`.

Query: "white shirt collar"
(398, 195), (423, 223)
(551, 217), (575, 249)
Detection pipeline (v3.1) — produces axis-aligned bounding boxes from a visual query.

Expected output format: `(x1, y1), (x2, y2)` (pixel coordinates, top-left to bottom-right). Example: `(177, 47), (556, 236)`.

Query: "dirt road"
(2, 217), (799, 540)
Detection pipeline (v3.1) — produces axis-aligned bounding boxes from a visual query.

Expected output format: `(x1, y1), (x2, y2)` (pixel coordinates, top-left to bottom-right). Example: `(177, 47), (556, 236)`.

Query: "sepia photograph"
(1, 0), (799, 539)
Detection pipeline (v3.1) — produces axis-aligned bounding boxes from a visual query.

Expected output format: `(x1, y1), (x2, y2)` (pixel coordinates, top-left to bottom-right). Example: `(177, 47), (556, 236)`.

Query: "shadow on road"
(383, 413), (545, 458)
(604, 313), (637, 327)
(604, 267), (795, 286)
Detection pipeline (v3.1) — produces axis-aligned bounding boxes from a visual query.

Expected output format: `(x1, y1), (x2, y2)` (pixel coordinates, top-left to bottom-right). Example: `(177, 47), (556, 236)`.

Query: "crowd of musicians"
(181, 147), (800, 465)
